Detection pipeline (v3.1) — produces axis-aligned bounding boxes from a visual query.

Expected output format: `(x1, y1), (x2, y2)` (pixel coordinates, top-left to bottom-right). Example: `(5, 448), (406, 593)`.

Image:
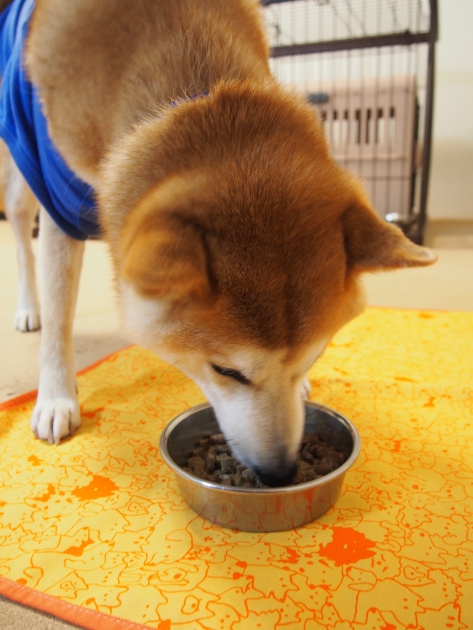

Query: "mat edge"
(0, 345), (135, 412)
(0, 576), (155, 630)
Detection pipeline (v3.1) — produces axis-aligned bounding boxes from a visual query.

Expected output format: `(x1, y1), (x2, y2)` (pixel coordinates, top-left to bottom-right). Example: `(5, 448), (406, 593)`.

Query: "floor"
(0, 219), (472, 629)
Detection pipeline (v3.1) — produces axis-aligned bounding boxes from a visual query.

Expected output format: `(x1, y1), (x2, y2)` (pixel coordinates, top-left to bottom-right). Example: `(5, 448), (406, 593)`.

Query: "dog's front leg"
(1, 142), (41, 331)
(31, 208), (85, 444)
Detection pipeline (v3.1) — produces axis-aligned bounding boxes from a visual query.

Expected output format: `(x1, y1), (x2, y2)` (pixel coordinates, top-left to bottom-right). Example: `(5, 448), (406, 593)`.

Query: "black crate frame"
(261, 0), (438, 244)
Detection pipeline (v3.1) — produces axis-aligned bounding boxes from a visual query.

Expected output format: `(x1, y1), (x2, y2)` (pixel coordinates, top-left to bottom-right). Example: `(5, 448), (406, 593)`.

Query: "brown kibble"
(183, 431), (349, 488)
(316, 457), (336, 475)
(241, 468), (256, 483)
(315, 446), (330, 458)
(209, 433), (226, 445)
(301, 447), (315, 463)
(187, 456), (206, 476)
(332, 451), (347, 465)
(192, 446), (205, 458)
(203, 473), (217, 482)
(232, 473), (243, 487)
(219, 454), (236, 474)
(205, 451), (217, 473)
(218, 474), (233, 486)
(215, 444), (231, 455)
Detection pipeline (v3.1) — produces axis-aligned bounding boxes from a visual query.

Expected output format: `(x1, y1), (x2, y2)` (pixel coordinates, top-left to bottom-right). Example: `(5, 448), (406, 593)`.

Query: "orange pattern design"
(0, 307), (472, 630)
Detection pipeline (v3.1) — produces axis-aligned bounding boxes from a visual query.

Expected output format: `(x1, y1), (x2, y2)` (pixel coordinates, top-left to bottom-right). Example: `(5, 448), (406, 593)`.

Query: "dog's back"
(26, 0), (271, 183)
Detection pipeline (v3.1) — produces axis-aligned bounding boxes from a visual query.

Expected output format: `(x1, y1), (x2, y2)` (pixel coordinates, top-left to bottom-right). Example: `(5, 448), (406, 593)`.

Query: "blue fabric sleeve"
(0, 0), (100, 240)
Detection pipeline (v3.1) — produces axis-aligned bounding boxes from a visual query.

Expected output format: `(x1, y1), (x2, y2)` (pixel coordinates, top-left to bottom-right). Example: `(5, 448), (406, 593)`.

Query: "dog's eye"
(211, 364), (251, 385)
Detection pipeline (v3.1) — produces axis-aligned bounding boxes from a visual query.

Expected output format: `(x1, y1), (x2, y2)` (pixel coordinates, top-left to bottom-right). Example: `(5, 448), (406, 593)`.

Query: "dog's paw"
(300, 377), (312, 399)
(15, 307), (41, 332)
(31, 397), (80, 444)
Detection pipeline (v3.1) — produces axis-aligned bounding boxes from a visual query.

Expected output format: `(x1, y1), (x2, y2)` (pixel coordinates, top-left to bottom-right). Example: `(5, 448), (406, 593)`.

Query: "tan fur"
(26, 0), (270, 183)
(4, 0), (436, 465)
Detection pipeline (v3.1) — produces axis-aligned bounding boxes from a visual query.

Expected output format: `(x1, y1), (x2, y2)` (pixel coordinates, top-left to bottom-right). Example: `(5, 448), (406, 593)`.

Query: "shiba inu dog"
(1, 0), (435, 485)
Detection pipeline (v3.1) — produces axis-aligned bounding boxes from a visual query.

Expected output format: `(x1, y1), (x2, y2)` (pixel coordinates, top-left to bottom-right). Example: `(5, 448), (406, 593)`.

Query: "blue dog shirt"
(0, 0), (100, 240)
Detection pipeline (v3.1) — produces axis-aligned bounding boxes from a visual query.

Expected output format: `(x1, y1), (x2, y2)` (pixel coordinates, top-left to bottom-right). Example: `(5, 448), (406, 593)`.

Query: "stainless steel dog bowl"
(160, 401), (360, 532)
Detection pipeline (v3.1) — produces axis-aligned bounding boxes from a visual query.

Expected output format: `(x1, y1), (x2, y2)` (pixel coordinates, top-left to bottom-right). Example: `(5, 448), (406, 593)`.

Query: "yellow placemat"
(0, 307), (472, 630)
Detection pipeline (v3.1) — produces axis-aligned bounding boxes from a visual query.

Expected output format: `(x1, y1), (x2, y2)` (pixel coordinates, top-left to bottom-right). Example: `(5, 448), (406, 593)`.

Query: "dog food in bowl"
(160, 402), (361, 531)
(182, 432), (351, 488)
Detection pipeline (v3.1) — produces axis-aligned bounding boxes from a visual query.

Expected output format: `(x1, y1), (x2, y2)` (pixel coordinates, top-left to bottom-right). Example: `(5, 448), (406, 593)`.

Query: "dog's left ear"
(341, 202), (437, 273)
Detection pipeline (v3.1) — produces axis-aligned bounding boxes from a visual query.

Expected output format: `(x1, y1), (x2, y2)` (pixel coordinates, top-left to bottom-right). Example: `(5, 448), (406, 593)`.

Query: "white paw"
(301, 377), (312, 399)
(31, 397), (81, 444)
(15, 307), (41, 332)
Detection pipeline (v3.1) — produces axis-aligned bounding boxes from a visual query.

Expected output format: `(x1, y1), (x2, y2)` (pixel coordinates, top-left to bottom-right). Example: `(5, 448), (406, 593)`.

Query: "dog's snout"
(254, 462), (297, 488)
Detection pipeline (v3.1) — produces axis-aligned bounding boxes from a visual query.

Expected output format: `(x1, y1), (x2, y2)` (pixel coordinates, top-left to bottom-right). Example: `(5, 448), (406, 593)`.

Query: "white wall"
(428, 0), (473, 220)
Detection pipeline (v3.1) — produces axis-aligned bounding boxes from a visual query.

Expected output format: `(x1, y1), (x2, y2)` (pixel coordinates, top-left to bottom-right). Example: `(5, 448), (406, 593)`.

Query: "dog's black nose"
(254, 463), (297, 488)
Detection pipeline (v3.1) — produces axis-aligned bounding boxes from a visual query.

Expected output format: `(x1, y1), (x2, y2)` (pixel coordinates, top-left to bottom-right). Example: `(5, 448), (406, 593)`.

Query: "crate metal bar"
(270, 31), (430, 58)
(413, 0), (438, 243)
(262, 0), (439, 244)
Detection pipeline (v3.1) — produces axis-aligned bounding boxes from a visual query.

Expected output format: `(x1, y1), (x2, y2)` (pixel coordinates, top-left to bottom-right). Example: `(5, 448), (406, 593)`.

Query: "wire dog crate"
(261, 0), (438, 244)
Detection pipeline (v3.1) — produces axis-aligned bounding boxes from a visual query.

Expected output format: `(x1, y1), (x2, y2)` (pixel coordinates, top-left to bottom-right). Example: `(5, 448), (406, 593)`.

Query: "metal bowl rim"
(160, 401), (361, 495)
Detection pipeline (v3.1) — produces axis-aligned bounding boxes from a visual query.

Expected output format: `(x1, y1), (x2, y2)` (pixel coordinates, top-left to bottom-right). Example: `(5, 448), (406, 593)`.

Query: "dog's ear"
(341, 201), (437, 273)
(121, 177), (214, 309)
(122, 217), (213, 307)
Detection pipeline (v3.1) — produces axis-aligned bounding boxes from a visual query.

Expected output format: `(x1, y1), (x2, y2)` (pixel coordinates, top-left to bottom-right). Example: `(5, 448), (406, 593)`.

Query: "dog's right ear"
(120, 178), (214, 310)
(122, 216), (213, 307)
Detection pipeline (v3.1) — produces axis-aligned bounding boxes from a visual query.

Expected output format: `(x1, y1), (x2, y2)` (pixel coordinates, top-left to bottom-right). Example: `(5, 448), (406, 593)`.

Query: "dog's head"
(100, 81), (436, 485)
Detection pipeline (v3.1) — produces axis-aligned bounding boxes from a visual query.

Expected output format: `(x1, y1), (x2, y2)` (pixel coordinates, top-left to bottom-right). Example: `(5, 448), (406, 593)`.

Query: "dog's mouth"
(253, 463), (298, 487)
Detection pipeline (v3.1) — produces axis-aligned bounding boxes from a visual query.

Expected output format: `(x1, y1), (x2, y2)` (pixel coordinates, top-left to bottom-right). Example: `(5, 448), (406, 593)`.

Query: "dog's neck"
(170, 92), (209, 108)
